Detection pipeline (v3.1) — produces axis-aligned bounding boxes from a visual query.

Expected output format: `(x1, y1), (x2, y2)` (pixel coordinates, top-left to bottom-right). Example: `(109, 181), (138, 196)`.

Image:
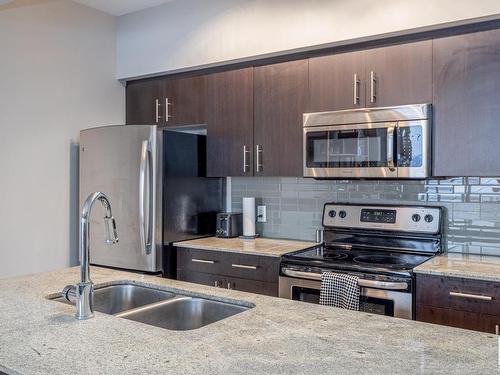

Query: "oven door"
(279, 274), (413, 319)
(303, 123), (398, 179)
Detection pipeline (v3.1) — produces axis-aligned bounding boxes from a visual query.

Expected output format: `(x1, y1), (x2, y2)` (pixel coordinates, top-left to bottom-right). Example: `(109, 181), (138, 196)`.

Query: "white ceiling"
(72, 0), (175, 16)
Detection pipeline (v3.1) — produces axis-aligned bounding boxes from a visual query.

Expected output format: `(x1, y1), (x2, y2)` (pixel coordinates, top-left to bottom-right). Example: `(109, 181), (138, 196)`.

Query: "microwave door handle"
(139, 140), (151, 256)
(387, 126), (396, 172)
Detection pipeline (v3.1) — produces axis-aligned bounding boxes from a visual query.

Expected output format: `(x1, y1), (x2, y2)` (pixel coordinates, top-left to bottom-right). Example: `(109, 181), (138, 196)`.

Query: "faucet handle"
(62, 284), (77, 303)
(104, 216), (119, 245)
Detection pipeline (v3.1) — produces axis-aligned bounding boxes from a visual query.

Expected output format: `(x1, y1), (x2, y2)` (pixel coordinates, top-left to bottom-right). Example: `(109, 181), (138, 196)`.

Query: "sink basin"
(116, 296), (249, 330)
(51, 282), (253, 329)
(52, 283), (176, 314)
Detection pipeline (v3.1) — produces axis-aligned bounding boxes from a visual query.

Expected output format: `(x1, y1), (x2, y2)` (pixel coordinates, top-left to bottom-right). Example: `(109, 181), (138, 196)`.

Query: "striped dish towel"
(319, 272), (360, 311)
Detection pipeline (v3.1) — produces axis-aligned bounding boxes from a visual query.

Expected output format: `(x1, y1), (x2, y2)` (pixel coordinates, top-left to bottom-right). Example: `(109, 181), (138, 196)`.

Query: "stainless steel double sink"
(52, 283), (253, 330)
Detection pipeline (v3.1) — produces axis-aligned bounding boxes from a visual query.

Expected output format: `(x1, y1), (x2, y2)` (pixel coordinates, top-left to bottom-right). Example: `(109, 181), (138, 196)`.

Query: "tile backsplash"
(230, 177), (500, 256)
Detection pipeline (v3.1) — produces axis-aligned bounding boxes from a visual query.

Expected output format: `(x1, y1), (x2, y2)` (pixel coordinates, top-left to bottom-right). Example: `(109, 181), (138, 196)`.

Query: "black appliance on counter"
(215, 212), (243, 238)
(279, 203), (443, 320)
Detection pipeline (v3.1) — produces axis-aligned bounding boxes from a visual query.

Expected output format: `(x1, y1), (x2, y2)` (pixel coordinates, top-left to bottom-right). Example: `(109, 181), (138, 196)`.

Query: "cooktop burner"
(353, 255), (406, 266)
(282, 245), (433, 274)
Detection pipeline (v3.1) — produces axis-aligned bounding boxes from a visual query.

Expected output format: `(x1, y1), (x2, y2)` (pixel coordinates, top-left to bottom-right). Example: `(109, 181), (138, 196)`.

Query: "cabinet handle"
(155, 99), (162, 123)
(256, 145), (263, 172)
(191, 258), (215, 264)
(449, 291), (493, 301)
(496, 325), (499, 335)
(165, 98), (171, 122)
(370, 71), (377, 104)
(243, 145), (249, 173)
(353, 73), (360, 105)
(227, 282), (232, 290)
(231, 264), (257, 270)
(214, 280), (220, 287)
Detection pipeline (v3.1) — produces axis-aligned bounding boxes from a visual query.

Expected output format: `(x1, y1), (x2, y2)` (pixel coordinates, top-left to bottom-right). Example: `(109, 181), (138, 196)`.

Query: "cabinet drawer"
(177, 247), (280, 283)
(416, 306), (500, 334)
(177, 248), (226, 275)
(416, 274), (500, 315)
(177, 270), (278, 297)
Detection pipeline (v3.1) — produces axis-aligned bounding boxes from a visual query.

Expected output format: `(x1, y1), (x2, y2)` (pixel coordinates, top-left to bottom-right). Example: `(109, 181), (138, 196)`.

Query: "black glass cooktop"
(282, 245), (433, 272)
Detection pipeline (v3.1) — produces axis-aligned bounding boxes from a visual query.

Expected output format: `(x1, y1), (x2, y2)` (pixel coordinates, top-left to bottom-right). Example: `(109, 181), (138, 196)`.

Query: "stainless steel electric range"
(279, 203), (443, 320)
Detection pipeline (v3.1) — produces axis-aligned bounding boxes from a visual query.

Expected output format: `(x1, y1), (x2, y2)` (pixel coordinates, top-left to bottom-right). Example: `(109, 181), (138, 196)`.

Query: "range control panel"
(323, 204), (441, 234)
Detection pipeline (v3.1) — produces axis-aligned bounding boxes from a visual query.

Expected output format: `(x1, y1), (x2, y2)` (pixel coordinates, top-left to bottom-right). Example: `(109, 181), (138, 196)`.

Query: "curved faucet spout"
(63, 191), (118, 320)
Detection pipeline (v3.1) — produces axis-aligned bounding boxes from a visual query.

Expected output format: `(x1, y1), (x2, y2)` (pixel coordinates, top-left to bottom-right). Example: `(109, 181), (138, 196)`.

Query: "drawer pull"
(231, 264), (257, 270)
(449, 291), (493, 301)
(191, 258), (215, 264)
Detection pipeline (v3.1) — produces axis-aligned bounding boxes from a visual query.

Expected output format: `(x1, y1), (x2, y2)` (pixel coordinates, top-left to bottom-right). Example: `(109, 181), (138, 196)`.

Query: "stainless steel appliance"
(303, 104), (431, 179)
(216, 213), (243, 238)
(279, 203), (443, 319)
(79, 125), (223, 276)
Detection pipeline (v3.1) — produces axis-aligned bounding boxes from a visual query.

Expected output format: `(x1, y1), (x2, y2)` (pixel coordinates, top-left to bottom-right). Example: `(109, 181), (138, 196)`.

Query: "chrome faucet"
(62, 192), (118, 319)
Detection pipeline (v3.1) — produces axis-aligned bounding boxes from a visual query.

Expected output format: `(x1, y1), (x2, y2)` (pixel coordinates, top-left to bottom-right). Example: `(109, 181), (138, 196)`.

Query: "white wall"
(0, 0), (125, 278)
(117, 0), (500, 79)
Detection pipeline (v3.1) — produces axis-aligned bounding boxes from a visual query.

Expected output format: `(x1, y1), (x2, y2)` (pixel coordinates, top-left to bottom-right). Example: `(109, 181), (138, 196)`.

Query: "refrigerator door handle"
(139, 140), (152, 255)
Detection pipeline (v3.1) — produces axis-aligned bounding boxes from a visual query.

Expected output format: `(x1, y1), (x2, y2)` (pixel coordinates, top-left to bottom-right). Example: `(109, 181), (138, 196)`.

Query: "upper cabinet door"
(126, 79), (161, 125)
(433, 29), (500, 177)
(254, 60), (309, 177)
(206, 68), (254, 177)
(364, 40), (432, 107)
(160, 75), (206, 127)
(309, 50), (365, 112)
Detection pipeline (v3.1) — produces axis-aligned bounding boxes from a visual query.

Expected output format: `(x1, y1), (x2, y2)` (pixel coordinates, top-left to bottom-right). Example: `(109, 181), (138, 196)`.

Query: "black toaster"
(215, 213), (243, 238)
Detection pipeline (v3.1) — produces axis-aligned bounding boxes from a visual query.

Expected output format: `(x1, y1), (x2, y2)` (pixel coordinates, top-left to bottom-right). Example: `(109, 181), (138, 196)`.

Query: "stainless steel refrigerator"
(79, 125), (222, 276)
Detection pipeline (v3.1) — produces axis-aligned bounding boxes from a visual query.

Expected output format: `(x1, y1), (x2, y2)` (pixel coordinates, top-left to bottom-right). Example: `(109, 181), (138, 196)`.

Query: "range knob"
(424, 214), (434, 223)
(339, 210), (347, 219)
(412, 214), (421, 222)
(328, 210), (337, 218)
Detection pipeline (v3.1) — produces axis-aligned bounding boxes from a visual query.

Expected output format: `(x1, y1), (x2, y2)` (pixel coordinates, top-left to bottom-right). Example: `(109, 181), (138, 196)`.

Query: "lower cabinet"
(416, 274), (500, 334)
(176, 247), (280, 297)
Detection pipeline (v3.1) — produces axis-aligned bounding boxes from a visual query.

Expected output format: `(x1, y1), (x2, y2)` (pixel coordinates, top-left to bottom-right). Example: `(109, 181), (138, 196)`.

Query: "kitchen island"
(0, 266), (497, 375)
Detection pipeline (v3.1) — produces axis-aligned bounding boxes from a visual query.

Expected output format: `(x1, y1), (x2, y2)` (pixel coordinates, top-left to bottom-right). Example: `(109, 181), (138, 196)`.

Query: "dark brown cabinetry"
(126, 75), (205, 126)
(433, 28), (500, 177)
(126, 79), (160, 125)
(309, 50), (365, 111)
(254, 60), (309, 176)
(416, 274), (500, 334)
(206, 68), (254, 177)
(308, 41), (432, 112)
(160, 75), (206, 127)
(176, 247), (280, 297)
(365, 41), (432, 107)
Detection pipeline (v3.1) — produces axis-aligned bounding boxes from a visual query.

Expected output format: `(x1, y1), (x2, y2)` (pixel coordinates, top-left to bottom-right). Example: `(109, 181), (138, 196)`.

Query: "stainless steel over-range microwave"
(303, 104), (431, 179)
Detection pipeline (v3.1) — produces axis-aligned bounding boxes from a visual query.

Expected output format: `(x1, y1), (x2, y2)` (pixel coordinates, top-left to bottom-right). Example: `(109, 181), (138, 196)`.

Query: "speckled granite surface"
(173, 237), (316, 257)
(414, 253), (500, 282)
(0, 266), (498, 374)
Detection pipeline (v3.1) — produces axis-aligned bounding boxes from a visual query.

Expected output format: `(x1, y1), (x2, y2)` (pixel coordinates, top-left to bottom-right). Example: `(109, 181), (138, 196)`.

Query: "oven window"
(291, 286), (320, 304)
(360, 296), (394, 316)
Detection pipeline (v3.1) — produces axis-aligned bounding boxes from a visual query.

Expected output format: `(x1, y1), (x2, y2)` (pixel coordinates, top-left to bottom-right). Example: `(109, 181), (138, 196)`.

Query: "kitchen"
(1, 0), (500, 373)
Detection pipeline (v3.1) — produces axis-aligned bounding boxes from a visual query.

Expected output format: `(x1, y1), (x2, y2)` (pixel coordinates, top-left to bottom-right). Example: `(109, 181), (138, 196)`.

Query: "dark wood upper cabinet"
(309, 50), (365, 112)
(309, 41), (432, 112)
(126, 79), (160, 125)
(159, 75), (206, 127)
(433, 28), (500, 177)
(365, 40), (432, 107)
(254, 60), (308, 177)
(206, 68), (254, 177)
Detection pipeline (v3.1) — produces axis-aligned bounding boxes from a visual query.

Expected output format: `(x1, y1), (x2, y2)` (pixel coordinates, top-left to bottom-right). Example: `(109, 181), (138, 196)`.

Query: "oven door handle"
(281, 268), (409, 290)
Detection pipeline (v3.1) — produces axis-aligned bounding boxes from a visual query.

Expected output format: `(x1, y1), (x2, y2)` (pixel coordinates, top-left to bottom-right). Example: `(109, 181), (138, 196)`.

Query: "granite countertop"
(0, 267), (498, 374)
(173, 237), (316, 257)
(414, 253), (500, 282)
